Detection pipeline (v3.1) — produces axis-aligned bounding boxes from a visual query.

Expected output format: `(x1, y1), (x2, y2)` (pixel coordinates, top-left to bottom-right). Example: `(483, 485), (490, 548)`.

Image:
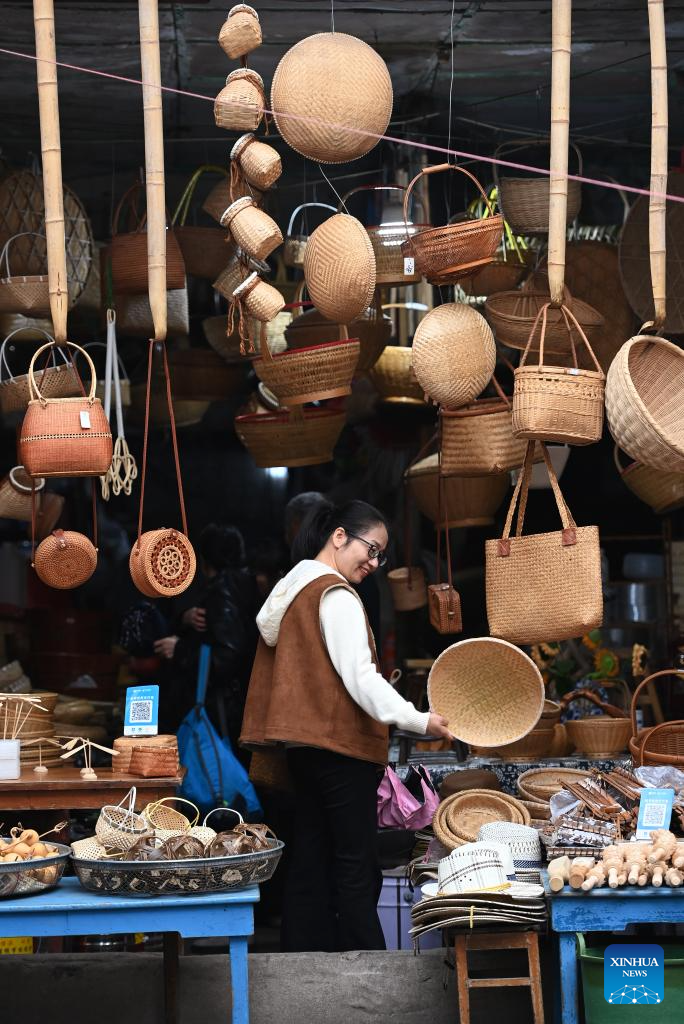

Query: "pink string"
(2, 44), (683, 205)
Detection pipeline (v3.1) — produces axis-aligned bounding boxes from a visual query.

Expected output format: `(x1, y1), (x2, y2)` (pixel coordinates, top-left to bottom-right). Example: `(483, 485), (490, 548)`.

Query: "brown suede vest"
(240, 574), (389, 765)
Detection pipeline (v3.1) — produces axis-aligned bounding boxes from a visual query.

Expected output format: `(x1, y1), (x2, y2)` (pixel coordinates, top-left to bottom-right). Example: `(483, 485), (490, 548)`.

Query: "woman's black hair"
(291, 499), (388, 563)
(199, 524), (246, 572)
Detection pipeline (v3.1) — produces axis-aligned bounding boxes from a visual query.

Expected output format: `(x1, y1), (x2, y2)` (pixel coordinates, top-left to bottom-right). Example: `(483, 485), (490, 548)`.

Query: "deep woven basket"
(218, 4), (262, 60)
(221, 197), (282, 263)
(565, 716), (632, 757)
(231, 134), (281, 190)
(214, 68), (264, 133)
(605, 333), (684, 473)
(440, 395), (528, 477)
(407, 454), (510, 527)
(270, 32), (393, 163)
(494, 140), (583, 234)
(614, 445), (684, 514)
(387, 566), (428, 611)
(484, 289), (604, 353)
(427, 637), (544, 747)
(369, 346), (426, 405)
(284, 305), (391, 374)
(411, 303), (496, 409)
(0, 465), (45, 520)
(303, 214), (376, 323)
(253, 332), (360, 406)
(213, 250), (268, 301)
(129, 529), (197, 599)
(235, 407), (346, 468)
(629, 670), (684, 767)
(442, 790), (531, 844)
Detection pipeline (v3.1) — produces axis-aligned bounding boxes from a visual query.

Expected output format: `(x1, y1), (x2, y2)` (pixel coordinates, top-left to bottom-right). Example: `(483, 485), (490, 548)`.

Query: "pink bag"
(377, 764), (439, 830)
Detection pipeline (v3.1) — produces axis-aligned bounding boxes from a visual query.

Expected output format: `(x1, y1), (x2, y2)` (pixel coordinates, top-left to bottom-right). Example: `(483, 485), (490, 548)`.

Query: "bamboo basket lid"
(619, 172), (684, 333)
(427, 638), (544, 748)
(444, 790), (531, 843)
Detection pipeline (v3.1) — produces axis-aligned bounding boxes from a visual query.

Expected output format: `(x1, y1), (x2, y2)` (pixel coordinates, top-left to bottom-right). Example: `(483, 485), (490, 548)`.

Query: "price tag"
(0, 937), (33, 955)
(403, 256), (415, 276)
(636, 787), (674, 840)
(80, 410), (91, 429)
(124, 684), (159, 736)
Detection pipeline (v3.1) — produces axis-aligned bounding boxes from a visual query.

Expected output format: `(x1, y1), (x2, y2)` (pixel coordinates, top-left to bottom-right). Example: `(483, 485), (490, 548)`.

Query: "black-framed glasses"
(345, 531), (387, 567)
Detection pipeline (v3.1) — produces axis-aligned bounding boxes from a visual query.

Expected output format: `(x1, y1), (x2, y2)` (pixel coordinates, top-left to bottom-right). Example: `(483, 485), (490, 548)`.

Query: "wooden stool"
(454, 930), (544, 1024)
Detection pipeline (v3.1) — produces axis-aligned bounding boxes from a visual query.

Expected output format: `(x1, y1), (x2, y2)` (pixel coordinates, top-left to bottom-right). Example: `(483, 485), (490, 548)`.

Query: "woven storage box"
(303, 214), (376, 323)
(218, 4), (261, 59)
(440, 389), (528, 477)
(214, 69), (264, 133)
(0, 234), (49, 316)
(614, 445), (684, 514)
(605, 333), (684, 472)
(512, 304), (605, 445)
(565, 716), (631, 757)
(494, 140), (583, 234)
(0, 466), (45, 520)
(130, 529), (196, 599)
(270, 32), (393, 163)
(484, 289), (604, 353)
(112, 734), (177, 776)
(427, 637), (544, 747)
(407, 454), (509, 527)
(253, 328), (360, 406)
(400, 164), (503, 285)
(231, 134), (281, 191)
(129, 744), (180, 778)
(235, 406), (345, 468)
(411, 303), (495, 409)
(369, 346), (425, 405)
(221, 197), (282, 263)
(386, 566), (428, 611)
(284, 305), (391, 374)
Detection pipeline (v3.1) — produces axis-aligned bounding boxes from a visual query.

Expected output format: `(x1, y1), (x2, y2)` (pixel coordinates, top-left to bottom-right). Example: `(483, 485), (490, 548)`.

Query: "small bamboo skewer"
(648, 0), (668, 331)
(547, 0), (572, 305)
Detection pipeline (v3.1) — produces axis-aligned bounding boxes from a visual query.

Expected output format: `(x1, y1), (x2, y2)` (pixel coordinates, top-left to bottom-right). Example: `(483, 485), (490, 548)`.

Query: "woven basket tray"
(516, 767), (589, 802)
(484, 289), (604, 353)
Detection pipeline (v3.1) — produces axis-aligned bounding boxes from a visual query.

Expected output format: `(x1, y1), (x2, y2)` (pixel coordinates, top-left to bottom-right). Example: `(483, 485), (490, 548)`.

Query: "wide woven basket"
(235, 407), (346, 468)
(494, 140), (583, 234)
(411, 303), (496, 409)
(565, 716), (632, 757)
(0, 233), (50, 316)
(438, 790), (531, 846)
(605, 333), (684, 473)
(270, 32), (393, 163)
(516, 767), (589, 802)
(253, 330), (360, 406)
(484, 289), (604, 353)
(0, 465), (45, 520)
(614, 445), (684, 514)
(338, 184), (427, 287)
(427, 637), (544, 747)
(284, 305), (391, 374)
(369, 347), (426, 405)
(407, 454), (510, 527)
(303, 214), (376, 324)
(440, 391), (528, 477)
(218, 4), (262, 59)
(129, 529), (197, 599)
(214, 68), (264, 132)
(460, 253), (532, 299)
(386, 566), (428, 611)
(400, 164), (503, 284)
(472, 726), (554, 762)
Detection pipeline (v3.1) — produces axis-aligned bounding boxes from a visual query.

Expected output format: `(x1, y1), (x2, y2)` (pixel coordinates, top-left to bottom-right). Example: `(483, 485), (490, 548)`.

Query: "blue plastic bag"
(177, 644), (262, 818)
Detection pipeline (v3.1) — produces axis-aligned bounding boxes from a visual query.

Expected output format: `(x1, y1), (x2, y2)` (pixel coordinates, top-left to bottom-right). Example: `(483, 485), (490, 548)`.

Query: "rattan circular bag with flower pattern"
(130, 527), (196, 599)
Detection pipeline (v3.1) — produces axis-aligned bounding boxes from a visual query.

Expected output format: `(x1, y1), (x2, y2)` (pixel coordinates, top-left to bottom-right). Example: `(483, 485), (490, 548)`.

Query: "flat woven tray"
(72, 839), (284, 897)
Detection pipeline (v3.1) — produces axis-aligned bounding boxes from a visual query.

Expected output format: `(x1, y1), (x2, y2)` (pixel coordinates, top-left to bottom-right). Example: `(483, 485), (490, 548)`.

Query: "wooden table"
(0, 766), (182, 811)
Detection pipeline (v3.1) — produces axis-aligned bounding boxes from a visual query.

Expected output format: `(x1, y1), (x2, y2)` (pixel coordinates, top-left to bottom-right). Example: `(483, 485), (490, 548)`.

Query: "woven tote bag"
(109, 184), (186, 294)
(512, 303), (605, 445)
(485, 442), (602, 645)
(0, 232), (50, 316)
(129, 340), (196, 599)
(19, 342), (113, 478)
(0, 328), (80, 415)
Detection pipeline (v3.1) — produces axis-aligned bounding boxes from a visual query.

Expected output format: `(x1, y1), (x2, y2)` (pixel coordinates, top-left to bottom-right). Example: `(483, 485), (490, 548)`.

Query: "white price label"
(80, 410), (91, 429)
(403, 256), (415, 276)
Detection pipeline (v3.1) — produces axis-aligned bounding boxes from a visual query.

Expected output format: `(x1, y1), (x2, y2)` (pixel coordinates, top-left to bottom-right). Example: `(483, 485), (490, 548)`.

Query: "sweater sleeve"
(320, 587), (430, 735)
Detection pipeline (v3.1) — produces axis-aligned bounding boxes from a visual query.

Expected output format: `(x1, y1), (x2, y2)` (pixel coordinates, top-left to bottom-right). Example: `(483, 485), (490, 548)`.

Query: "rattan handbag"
(110, 184), (186, 294)
(303, 214), (376, 323)
(171, 167), (233, 281)
(218, 4), (261, 59)
(19, 342), (113, 478)
(214, 68), (265, 132)
(283, 203), (336, 268)
(400, 164), (504, 284)
(428, 475), (462, 635)
(129, 341), (196, 599)
(32, 482), (98, 590)
(512, 303), (605, 445)
(0, 327), (80, 415)
(0, 465), (44, 521)
(0, 232), (50, 316)
(485, 442), (602, 645)
(337, 185), (426, 287)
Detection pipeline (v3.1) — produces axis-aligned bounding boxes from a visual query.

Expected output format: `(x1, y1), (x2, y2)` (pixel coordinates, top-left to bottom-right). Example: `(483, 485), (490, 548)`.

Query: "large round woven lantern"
(270, 32), (393, 163)
(303, 214), (376, 323)
(412, 304), (496, 409)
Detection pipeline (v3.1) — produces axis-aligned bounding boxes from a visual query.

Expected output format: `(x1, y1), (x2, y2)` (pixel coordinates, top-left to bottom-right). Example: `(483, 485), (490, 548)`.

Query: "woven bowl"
(303, 215), (376, 323)
(565, 716), (632, 757)
(406, 454), (510, 527)
(270, 32), (393, 163)
(434, 790), (530, 848)
(616, 454), (684, 515)
(605, 334), (684, 473)
(411, 304), (496, 409)
(427, 637), (544, 747)
(516, 767), (589, 802)
(484, 290), (604, 353)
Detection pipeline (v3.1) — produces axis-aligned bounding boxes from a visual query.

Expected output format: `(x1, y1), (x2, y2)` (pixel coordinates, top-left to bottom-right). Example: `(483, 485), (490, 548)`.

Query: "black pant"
(281, 746), (386, 953)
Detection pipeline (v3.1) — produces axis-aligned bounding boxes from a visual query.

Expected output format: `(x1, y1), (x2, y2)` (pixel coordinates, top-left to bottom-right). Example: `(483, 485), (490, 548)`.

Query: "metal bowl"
(0, 840), (70, 899)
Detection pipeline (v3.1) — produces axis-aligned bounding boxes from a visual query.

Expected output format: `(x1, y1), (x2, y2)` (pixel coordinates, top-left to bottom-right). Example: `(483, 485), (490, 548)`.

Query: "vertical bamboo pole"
(547, 0), (572, 305)
(648, 0), (668, 331)
(33, 0), (68, 344)
(138, 0), (167, 342)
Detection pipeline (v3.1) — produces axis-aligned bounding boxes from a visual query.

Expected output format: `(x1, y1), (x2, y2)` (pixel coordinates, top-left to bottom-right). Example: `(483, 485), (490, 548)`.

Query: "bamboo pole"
(33, 0), (68, 344)
(648, 0), (668, 331)
(547, 0), (572, 305)
(138, 0), (167, 343)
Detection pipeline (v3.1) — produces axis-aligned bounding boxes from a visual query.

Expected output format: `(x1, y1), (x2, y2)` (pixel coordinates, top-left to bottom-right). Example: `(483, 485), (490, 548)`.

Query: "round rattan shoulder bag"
(129, 341), (196, 598)
(32, 482), (98, 590)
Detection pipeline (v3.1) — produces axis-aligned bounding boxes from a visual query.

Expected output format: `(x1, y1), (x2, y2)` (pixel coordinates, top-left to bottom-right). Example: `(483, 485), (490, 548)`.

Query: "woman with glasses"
(241, 499), (452, 953)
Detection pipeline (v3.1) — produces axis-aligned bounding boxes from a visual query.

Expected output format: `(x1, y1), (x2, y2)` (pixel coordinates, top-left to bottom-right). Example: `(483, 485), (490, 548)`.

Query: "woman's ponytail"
(291, 499), (335, 563)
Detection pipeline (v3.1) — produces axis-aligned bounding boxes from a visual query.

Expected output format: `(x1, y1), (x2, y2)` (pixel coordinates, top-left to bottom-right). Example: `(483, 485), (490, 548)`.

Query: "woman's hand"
(182, 607), (207, 631)
(426, 712), (455, 742)
(154, 636), (179, 659)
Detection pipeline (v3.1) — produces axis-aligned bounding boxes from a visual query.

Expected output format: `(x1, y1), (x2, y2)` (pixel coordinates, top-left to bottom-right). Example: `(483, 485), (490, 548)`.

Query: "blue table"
(0, 878), (259, 1024)
(548, 881), (684, 1024)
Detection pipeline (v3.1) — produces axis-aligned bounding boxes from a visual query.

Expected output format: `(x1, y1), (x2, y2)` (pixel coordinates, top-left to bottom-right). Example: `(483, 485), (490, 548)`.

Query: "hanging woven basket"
(282, 203), (337, 269)
(411, 303), (496, 409)
(220, 197), (283, 263)
(614, 445), (684, 514)
(218, 4), (262, 60)
(284, 304), (391, 374)
(338, 185), (428, 287)
(369, 346), (426, 405)
(214, 68), (265, 133)
(484, 285), (604, 353)
(303, 214), (376, 323)
(253, 325), (360, 406)
(0, 466), (45, 521)
(235, 406), (346, 468)
(130, 528), (197, 599)
(440, 379), (528, 477)
(231, 134), (282, 192)
(406, 454), (510, 528)
(0, 233), (50, 316)
(494, 139), (583, 234)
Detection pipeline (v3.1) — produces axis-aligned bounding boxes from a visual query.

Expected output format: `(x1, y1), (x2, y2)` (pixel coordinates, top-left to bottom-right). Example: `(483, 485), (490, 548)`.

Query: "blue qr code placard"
(124, 685), (159, 736)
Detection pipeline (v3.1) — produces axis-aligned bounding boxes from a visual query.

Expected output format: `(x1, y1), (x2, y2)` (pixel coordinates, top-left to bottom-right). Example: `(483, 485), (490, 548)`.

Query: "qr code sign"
(129, 699), (153, 723)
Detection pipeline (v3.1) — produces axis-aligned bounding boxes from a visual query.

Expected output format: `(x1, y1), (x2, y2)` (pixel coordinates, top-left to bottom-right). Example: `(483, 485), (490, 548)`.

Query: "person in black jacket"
(154, 524), (259, 752)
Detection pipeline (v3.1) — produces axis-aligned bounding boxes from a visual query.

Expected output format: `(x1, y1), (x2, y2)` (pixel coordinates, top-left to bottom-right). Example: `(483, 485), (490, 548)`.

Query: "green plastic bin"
(577, 933), (684, 1022)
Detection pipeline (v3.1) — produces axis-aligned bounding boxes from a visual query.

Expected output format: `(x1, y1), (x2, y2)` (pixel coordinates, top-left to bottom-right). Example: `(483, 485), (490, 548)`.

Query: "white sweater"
(256, 560), (430, 735)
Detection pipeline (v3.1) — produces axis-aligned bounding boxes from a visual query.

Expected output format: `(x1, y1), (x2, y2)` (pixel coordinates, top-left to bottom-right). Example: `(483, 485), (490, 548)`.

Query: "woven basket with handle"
(440, 376), (528, 476)
(338, 185), (427, 287)
(95, 786), (148, 851)
(0, 232), (50, 316)
(484, 284), (604, 353)
(253, 322), (359, 406)
(629, 669), (684, 767)
(172, 166), (233, 281)
(235, 406), (346, 468)
(142, 797), (199, 840)
(231, 134), (281, 192)
(282, 203), (336, 268)
(284, 303), (390, 374)
(494, 139), (582, 234)
(401, 164), (504, 284)
(0, 327), (80, 415)
(110, 183), (186, 294)
(0, 466), (45, 521)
